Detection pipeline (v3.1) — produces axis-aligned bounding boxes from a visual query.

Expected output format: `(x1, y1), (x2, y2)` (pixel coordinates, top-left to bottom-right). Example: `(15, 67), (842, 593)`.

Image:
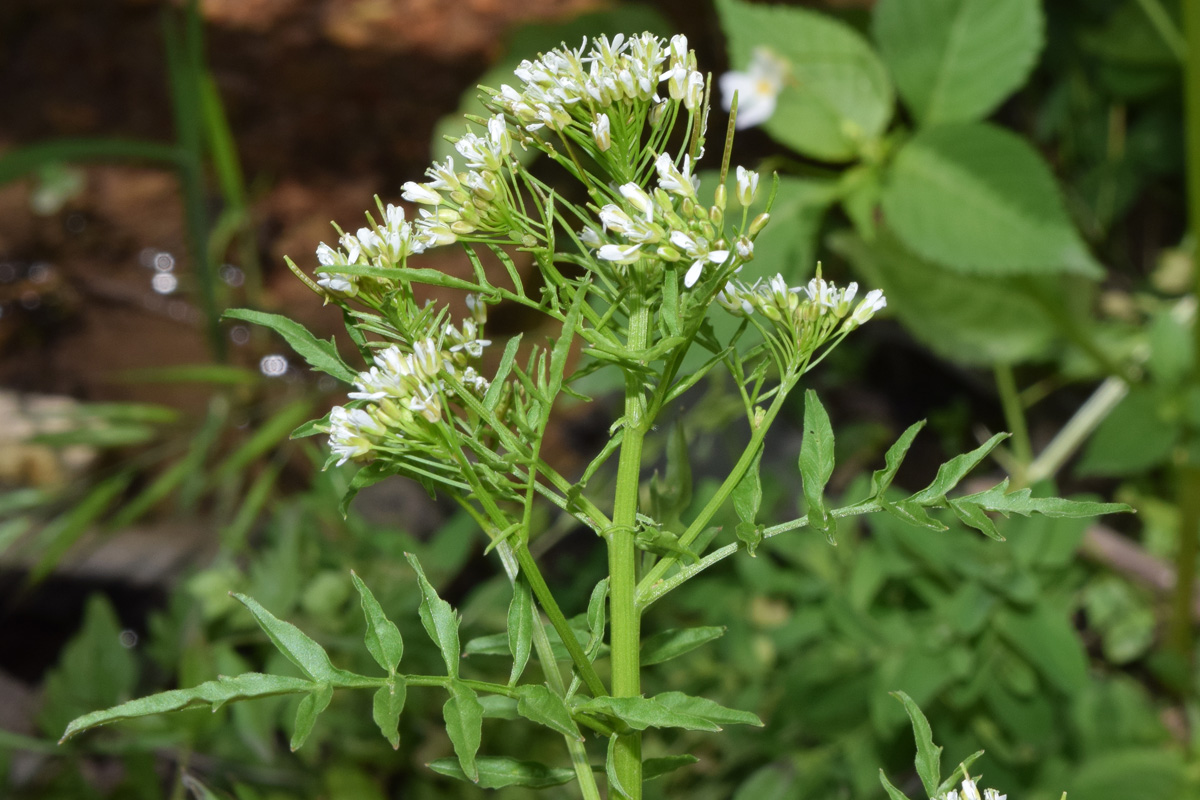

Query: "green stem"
(608, 296), (652, 799)
(1134, 0), (1188, 61)
(1169, 0), (1200, 668)
(994, 364), (1032, 485)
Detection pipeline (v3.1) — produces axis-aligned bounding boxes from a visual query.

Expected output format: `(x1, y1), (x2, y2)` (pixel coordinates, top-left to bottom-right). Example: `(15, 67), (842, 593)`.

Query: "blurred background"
(0, 0), (1197, 798)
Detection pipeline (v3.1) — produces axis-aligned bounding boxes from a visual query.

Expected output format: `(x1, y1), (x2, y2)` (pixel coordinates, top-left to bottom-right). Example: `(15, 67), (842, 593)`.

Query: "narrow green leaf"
(117, 363), (258, 385)
(644, 754), (700, 781)
(443, 680), (484, 783)
(546, 285), (589, 401)
(516, 684), (582, 740)
(29, 473), (134, 584)
(641, 627), (726, 666)
(936, 751), (986, 796)
(429, 756), (575, 789)
(507, 577), (534, 685)
(291, 410), (331, 439)
(585, 578), (609, 659)
(290, 682), (333, 751)
(61, 673), (313, 742)
(484, 335), (523, 411)
(908, 433), (1009, 505)
(340, 461), (400, 518)
(733, 445), (764, 554)
(606, 734), (629, 799)
(405, 552), (462, 678)
(885, 500), (949, 531)
(799, 390), (836, 535)
(949, 499), (1005, 541)
(577, 696), (719, 732)
(351, 572), (404, 675)
(210, 399), (313, 483)
(871, 420), (927, 498)
(958, 480), (1132, 519)
(232, 594), (339, 682)
(372, 679), (407, 749)
(0, 138), (182, 184)
(653, 692), (764, 727)
(635, 525), (699, 564)
(223, 308), (356, 382)
(891, 690), (942, 796)
(879, 770), (914, 800)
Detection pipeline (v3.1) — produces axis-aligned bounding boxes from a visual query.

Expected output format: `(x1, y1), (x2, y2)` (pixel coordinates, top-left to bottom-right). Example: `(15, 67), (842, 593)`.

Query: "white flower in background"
(939, 778), (1005, 800)
(719, 46), (790, 129)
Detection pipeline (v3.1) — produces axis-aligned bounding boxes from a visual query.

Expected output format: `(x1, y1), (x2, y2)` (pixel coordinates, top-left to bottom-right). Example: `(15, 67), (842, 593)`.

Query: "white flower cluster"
(587, 152), (761, 288)
(400, 115), (515, 248)
(490, 33), (704, 136)
(316, 203), (424, 296)
(938, 778), (1006, 800)
(719, 46), (790, 130)
(327, 298), (492, 466)
(716, 271), (885, 358)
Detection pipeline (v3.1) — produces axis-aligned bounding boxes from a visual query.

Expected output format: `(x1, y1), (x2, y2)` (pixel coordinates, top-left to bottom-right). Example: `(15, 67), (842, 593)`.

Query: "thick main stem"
(608, 297), (651, 799)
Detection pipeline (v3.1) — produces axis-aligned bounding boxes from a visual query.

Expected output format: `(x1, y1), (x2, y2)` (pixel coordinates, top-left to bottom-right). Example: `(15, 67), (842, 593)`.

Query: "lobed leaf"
(61, 673), (313, 742)
(405, 552), (462, 678)
(372, 679), (407, 749)
(870, 420), (926, 498)
(907, 432), (1009, 505)
(428, 756), (575, 789)
(232, 594), (341, 682)
(443, 680), (484, 782)
(351, 571), (404, 675)
(223, 308), (356, 383)
(641, 626), (726, 667)
(958, 480), (1132, 519)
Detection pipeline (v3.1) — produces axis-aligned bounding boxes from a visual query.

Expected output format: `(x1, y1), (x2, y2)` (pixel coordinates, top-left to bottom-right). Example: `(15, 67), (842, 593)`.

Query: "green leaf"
(958, 480), (1132, 519)
(644, 754), (700, 781)
(890, 690), (941, 796)
(372, 679), (407, 749)
(1067, 748), (1185, 800)
(405, 552), (461, 678)
(716, 0), (894, 161)
(908, 432), (1008, 505)
(507, 578), (534, 685)
(641, 626), (726, 666)
(653, 692), (764, 728)
(61, 673), (313, 742)
(340, 461), (400, 517)
(799, 390), (836, 536)
(443, 680), (484, 783)
(881, 123), (1102, 277)
(636, 525), (699, 564)
(223, 308), (357, 383)
(117, 363), (259, 385)
(428, 756), (576, 789)
(578, 696), (719, 732)
(885, 499), (949, 531)
(994, 606), (1089, 693)
(733, 446), (764, 555)
(948, 498), (1006, 541)
(606, 735), (629, 799)
(878, 770), (914, 800)
(873, 0), (1044, 125)
(830, 228), (1063, 365)
(1077, 386), (1178, 476)
(870, 421), (926, 497)
(484, 335), (523, 411)
(351, 572), (404, 675)
(516, 684), (582, 741)
(585, 577), (609, 659)
(290, 682), (333, 751)
(232, 594), (341, 682)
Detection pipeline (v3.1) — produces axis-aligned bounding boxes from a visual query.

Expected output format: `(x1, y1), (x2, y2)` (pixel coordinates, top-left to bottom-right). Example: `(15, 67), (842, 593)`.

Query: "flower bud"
(714, 183), (727, 213)
(656, 245), (682, 262)
(749, 212), (771, 236)
(735, 166), (759, 207)
(592, 113), (612, 152)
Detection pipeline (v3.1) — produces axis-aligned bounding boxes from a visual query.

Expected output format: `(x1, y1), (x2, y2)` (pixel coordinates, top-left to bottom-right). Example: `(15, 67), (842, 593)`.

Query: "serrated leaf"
(799, 390), (835, 535)
(891, 690), (941, 796)
(405, 552), (461, 678)
(232, 594), (340, 682)
(644, 754), (700, 781)
(830, 228), (1063, 365)
(871, 420), (927, 497)
(443, 680), (484, 783)
(516, 684), (581, 740)
(290, 682), (333, 751)
(507, 578), (533, 685)
(579, 696), (719, 732)
(223, 308), (356, 383)
(351, 572), (404, 675)
(428, 756), (576, 789)
(641, 626), (726, 666)
(716, 0), (894, 161)
(873, 0), (1044, 125)
(958, 479), (1131, 520)
(60, 672), (312, 742)
(907, 432), (1009, 505)
(372, 679), (406, 749)
(882, 123), (1102, 277)
(654, 692), (764, 728)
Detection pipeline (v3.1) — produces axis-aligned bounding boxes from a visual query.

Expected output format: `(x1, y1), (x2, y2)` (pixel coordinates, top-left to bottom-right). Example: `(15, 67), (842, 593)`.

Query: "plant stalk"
(607, 295), (652, 798)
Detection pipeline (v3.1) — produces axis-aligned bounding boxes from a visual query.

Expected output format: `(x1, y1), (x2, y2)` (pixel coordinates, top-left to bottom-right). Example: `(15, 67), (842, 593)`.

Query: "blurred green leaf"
(1076, 386), (1178, 476)
(428, 756), (575, 789)
(995, 605), (1089, 693)
(641, 626), (726, 666)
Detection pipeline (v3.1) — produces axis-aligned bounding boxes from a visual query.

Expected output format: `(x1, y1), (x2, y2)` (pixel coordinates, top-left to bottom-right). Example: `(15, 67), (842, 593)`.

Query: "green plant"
(58, 33), (1126, 799)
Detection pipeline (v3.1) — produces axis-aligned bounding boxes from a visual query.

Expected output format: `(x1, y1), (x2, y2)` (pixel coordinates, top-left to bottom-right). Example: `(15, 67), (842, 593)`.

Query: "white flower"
(655, 153), (697, 198)
(845, 288), (886, 330)
(719, 46), (790, 129)
(736, 166), (760, 206)
(619, 183), (656, 220)
(684, 70), (705, 111)
(684, 249), (730, 288)
(939, 778), (1004, 800)
(328, 406), (388, 466)
(597, 243), (643, 264)
(402, 181), (442, 205)
(735, 236), (753, 260)
(592, 112), (612, 151)
(579, 226), (604, 248)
